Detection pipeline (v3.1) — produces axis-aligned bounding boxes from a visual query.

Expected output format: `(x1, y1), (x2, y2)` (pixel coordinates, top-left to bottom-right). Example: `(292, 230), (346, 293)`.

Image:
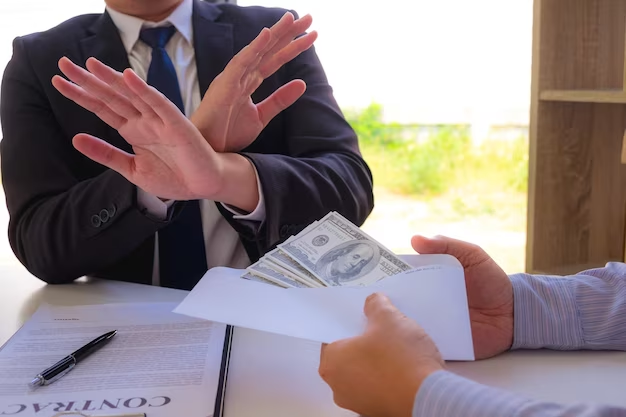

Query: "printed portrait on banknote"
(314, 240), (380, 285)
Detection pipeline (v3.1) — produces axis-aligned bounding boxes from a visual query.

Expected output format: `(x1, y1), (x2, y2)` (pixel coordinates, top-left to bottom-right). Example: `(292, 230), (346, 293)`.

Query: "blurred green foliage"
(344, 103), (529, 197)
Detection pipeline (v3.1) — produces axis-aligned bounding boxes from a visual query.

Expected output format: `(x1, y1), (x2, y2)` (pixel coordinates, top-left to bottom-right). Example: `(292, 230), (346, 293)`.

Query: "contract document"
(0, 303), (226, 417)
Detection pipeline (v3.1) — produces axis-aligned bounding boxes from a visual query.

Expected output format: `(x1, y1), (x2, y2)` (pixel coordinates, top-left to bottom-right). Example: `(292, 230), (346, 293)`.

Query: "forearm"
(211, 153), (260, 213)
(414, 371), (626, 417)
(511, 263), (626, 351)
(243, 151), (373, 248)
(210, 36), (373, 247)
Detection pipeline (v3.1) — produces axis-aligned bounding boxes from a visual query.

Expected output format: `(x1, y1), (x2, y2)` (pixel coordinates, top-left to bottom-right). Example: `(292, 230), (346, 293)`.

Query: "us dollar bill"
(278, 212), (412, 287)
(284, 221), (319, 244)
(265, 249), (328, 287)
(263, 257), (324, 288)
(242, 272), (285, 288)
(247, 260), (309, 288)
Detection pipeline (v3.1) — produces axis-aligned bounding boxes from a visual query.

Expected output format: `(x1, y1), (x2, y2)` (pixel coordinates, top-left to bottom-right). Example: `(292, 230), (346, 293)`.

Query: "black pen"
(29, 330), (117, 388)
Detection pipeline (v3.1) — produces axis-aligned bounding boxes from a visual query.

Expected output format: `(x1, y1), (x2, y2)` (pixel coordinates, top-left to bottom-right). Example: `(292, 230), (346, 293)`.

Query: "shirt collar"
(106, 0), (194, 53)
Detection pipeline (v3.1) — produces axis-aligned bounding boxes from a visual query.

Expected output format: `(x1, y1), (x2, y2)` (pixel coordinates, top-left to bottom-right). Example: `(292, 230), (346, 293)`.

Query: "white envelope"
(174, 254), (474, 361)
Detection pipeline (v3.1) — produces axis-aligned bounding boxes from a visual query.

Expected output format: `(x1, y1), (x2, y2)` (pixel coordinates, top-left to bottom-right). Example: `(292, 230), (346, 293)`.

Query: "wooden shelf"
(540, 89), (626, 103)
(526, 0), (626, 275)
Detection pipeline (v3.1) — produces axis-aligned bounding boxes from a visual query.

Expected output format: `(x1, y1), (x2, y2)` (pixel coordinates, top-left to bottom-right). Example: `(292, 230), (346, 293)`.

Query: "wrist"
(413, 363), (443, 394)
(189, 109), (227, 153)
(391, 363), (442, 417)
(189, 116), (209, 147)
(189, 111), (205, 136)
(204, 153), (259, 212)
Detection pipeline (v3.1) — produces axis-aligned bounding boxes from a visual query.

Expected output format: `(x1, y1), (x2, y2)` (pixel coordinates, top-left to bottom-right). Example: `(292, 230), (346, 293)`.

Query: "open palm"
(191, 12), (317, 152)
(53, 57), (222, 201)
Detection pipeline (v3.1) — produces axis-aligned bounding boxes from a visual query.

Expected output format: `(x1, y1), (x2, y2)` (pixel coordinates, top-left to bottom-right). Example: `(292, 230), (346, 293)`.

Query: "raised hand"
(411, 235), (514, 359)
(190, 12), (318, 152)
(52, 57), (258, 211)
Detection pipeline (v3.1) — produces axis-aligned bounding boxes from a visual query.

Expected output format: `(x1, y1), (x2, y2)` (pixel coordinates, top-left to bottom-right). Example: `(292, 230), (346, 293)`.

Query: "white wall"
(238, 0), (534, 127)
(0, 1), (105, 133)
(0, 1), (105, 72)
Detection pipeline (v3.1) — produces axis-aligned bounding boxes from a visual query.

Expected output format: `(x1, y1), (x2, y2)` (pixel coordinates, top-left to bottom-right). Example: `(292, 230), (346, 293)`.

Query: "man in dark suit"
(0, 0), (373, 290)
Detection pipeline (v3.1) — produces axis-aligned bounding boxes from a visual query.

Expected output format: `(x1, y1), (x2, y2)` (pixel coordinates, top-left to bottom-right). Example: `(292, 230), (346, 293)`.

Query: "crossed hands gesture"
(53, 12), (316, 206)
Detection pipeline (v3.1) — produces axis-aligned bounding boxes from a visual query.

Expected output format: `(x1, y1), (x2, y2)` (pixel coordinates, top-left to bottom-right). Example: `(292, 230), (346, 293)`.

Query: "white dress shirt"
(107, 0), (265, 285)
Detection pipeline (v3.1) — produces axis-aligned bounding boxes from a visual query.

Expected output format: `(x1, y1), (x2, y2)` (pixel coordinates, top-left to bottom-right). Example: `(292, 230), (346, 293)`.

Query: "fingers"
(241, 15), (315, 92)
(85, 58), (158, 119)
(122, 68), (182, 123)
(257, 14), (315, 77)
(237, 29), (315, 100)
(72, 133), (134, 177)
(363, 293), (402, 324)
(256, 80), (306, 125)
(319, 342), (328, 363)
(318, 342), (331, 381)
(318, 339), (352, 382)
(256, 12), (297, 57)
(227, 27), (272, 79)
(411, 235), (484, 260)
(256, 13), (313, 67)
(266, 12), (313, 60)
(259, 31), (317, 79)
(58, 57), (141, 120)
(250, 12), (305, 70)
(227, 13), (315, 87)
(52, 76), (126, 129)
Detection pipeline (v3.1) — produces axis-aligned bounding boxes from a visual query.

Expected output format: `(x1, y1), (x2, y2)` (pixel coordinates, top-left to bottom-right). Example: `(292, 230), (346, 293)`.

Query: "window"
(238, 0), (533, 273)
(0, 0), (533, 273)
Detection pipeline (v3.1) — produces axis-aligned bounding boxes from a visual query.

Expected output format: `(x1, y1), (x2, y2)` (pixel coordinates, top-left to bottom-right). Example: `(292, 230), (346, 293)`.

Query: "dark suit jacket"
(0, 0), (374, 287)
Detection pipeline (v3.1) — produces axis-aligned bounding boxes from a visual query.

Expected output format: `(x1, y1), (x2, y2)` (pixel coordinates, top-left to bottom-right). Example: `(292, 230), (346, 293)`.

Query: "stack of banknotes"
(242, 211), (413, 287)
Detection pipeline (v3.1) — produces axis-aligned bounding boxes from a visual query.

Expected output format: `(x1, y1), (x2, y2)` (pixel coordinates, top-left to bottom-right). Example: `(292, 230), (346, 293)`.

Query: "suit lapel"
(79, 12), (132, 153)
(80, 11), (130, 73)
(192, 0), (233, 97)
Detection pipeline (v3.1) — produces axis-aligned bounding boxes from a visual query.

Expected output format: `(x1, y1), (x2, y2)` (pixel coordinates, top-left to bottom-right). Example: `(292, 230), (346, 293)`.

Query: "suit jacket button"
(91, 215), (102, 228)
(99, 209), (110, 223)
(108, 204), (117, 218)
(279, 224), (290, 238)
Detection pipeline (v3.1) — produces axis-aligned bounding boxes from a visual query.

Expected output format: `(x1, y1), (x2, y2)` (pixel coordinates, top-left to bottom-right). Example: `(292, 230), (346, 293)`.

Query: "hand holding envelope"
(175, 254), (475, 361)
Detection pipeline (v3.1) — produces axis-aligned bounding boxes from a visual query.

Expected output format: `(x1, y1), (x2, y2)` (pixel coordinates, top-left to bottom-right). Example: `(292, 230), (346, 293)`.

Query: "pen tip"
(28, 376), (43, 388)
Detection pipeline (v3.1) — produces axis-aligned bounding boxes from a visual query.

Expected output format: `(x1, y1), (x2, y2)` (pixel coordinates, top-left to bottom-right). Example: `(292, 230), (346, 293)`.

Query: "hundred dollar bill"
(265, 248), (328, 287)
(242, 272), (285, 288)
(284, 221), (319, 244)
(278, 212), (412, 287)
(246, 254), (322, 288)
(247, 260), (308, 288)
(263, 257), (324, 288)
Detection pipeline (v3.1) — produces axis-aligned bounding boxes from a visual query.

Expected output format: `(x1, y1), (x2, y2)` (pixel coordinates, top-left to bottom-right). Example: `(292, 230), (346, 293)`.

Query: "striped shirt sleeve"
(414, 370), (626, 417)
(512, 262), (626, 350)
(413, 262), (626, 417)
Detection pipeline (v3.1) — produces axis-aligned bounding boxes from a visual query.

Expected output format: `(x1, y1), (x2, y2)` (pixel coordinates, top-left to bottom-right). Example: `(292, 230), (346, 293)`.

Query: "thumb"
(411, 235), (485, 262)
(73, 134), (134, 178)
(364, 293), (402, 325)
(257, 80), (307, 126)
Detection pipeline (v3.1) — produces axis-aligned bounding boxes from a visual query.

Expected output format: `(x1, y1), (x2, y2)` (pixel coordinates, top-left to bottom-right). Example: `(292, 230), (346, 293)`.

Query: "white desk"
(2, 264), (626, 417)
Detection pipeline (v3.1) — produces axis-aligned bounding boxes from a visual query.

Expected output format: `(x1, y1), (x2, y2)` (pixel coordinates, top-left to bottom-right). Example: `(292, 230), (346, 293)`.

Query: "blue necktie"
(140, 26), (207, 290)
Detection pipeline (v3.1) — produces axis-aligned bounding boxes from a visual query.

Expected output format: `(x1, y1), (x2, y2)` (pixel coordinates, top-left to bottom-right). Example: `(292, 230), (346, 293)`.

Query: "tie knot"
(139, 26), (177, 49)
